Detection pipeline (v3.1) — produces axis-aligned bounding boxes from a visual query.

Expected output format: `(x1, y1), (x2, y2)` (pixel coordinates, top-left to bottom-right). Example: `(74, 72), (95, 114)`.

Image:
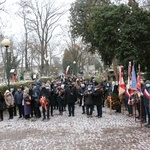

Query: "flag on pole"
(144, 89), (150, 99)
(118, 66), (125, 96)
(131, 64), (137, 91)
(125, 88), (130, 99)
(126, 62), (132, 104)
(136, 64), (142, 97)
(65, 65), (70, 76)
(127, 61), (132, 89)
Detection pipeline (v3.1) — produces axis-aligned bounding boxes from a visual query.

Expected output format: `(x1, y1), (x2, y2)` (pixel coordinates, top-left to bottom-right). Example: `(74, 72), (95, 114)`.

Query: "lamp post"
(2, 39), (10, 90)
(45, 57), (49, 76)
(73, 61), (76, 75)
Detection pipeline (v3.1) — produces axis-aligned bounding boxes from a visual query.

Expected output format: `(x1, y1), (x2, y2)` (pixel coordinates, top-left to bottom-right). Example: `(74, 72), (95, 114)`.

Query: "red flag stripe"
(144, 89), (150, 99)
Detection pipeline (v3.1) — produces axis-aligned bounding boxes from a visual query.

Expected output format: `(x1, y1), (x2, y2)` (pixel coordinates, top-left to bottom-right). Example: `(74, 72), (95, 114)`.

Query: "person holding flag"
(118, 66), (125, 97)
(130, 64), (138, 117)
(143, 80), (150, 128)
(136, 65), (146, 125)
(118, 66), (126, 113)
(125, 61), (134, 117)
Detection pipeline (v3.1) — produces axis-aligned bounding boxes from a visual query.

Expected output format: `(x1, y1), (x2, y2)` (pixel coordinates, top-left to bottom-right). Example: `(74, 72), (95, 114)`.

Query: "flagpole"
(135, 98), (137, 122)
(127, 61), (131, 116)
(110, 96), (112, 115)
(118, 66), (125, 115)
(138, 64), (142, 128)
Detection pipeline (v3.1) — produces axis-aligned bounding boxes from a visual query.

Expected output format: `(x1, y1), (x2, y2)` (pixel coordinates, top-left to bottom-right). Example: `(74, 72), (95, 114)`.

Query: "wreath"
(106, 94), (121, 110)
(40, 96), (49, 110)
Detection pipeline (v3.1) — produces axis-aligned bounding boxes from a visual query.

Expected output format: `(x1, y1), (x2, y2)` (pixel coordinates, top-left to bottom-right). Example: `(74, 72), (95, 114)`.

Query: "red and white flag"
(127, 61), (132, 89)
(126, 61), (132, 99)
(65, 65), (70, 76)
(118, 66), (125, 96)
(144, 89), (150, 99)
(136, 64), (142, 97)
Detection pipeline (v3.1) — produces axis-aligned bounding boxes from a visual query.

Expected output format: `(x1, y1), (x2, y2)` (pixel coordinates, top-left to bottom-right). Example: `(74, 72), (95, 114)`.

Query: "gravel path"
(0, 105), (150, 150)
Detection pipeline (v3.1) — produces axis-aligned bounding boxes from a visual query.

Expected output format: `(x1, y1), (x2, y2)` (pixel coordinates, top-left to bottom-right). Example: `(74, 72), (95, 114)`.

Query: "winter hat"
(61, 84), (65, 89)
(5, 90), (9, 93)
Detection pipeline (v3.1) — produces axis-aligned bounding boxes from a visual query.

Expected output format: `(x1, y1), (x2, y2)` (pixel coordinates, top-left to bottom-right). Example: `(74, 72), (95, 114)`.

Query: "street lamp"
(73, 61), (76, 75)
(45, 57), (49, 76)
(2, 39), (10, 90)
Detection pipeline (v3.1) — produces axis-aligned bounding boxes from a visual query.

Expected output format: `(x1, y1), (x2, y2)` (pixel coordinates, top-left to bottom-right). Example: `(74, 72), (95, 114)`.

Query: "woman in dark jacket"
(23, 89), (31, 119)
(0, 91), (5, 121)
(92, 86), (102, 118)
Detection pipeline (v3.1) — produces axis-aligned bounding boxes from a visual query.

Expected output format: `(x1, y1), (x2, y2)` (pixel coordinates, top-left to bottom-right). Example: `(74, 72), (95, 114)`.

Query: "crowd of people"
(0, 75), (150, 128)
(0, 76), (106, 121)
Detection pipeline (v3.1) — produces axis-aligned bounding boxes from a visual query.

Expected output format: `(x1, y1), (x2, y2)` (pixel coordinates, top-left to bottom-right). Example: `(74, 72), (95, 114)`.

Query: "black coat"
(64, 86), (77, 104)
(0, 93), (5, 111)
(92, 89), (102, 106)
(39, 88), (50, 101)
(84, 91), (93, 105)
(49, 90), (55, 105)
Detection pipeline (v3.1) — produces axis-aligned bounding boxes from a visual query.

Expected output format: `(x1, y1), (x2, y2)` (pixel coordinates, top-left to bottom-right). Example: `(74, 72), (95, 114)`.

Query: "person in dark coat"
(39, 83), (50, 120)
(57, 87), (65, 115)
(34, 82), (41, 118)
(92, 85), (103, 118)
(23, 89), (31, 119)
(84, 85), (94, 118)
(28, 85), (34, 117)
(14, 86), (23, 118)
(0, 91), (5, 121)
(53, 84), (59, 110)
(143, 80), (150, 128)
(78, 83), (86, 114)
(10, 88), (17, 116)
(65, 83), (77, 117)
(49, 87), (55, 116)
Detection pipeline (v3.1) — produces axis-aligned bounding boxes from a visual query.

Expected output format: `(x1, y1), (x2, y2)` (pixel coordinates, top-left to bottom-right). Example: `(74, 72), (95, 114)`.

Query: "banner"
(118, 66), (125, 96)
(65, 65), (70, 76)
(136, 65), (142, 92)
(131, 64), (137, 90)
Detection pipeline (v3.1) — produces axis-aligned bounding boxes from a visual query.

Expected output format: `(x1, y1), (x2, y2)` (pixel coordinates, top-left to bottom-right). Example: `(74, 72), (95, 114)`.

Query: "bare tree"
(17, 0), (36, 71)
(0, 0), (6, 12)
(17, 0), (67, 75)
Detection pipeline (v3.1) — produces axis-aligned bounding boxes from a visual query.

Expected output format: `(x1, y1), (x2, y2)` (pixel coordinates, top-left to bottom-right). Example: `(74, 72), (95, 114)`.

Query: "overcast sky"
(1, 0), (75, 41)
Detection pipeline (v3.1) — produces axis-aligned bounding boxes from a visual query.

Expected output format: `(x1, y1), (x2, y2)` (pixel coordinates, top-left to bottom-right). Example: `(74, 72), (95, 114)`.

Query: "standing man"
(0, 91), (5, 121)
(65, 82), (77, 117)
(14, 86), (23, 118)
(78, 83), (86, 114)
(39, 83), (50, 121)
(143, 80), (150, 128)
(84, 85), (94, 118)
(92, 85), (103, 118)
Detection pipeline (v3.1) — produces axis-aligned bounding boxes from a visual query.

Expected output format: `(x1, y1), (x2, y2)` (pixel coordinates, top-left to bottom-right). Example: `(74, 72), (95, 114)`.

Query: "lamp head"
(2, 39), (10, 47)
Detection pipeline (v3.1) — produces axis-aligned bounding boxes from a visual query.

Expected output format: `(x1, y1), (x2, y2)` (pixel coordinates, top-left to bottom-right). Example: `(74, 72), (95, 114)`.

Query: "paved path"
(0, 105), (150, 150)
